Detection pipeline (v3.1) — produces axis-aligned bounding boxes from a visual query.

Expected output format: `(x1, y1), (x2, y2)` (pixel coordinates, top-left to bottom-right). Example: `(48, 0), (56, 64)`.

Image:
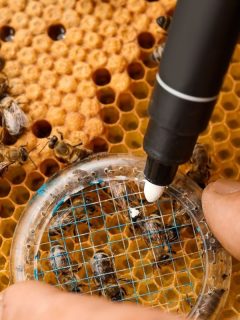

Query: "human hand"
(0, 281), (184, 320)
(202, 179), (240, 260)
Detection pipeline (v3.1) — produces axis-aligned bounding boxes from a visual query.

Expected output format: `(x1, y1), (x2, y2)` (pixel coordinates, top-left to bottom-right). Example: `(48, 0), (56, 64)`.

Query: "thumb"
(1, 281), (184, 320)
(202, 179), (240, 260)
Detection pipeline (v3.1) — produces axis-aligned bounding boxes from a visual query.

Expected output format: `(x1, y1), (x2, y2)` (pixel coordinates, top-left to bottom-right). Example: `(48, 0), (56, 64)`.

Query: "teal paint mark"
(37, 183), (47, 196)
(52, 198), (65, 216)
(89, 178), (104, 186)
(34, 268), (39, 280)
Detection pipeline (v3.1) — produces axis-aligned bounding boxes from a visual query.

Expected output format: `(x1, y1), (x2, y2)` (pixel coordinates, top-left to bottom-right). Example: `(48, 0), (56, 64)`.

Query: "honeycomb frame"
(0, 0), (239, 318)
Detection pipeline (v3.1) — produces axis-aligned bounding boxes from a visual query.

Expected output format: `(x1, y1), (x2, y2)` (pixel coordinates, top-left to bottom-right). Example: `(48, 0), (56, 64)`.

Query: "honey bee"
(156, 16), (172, 32)
(150, 43), (166, 64)
(49, 245), (71, 274)
(91, 252), (116, 284)
(187, 143), (211, 188)
(41, 132), (92, 164)
(0, 72), (9, 97)
(197, 289), (225, 320)
(0, 145), (36, 176)
(0, 95), (28, 136)
(101, 284), (126, 301)
(90, 251), (127, 301)
(59, 274), (82, 293)
(130, 212), (174, 267)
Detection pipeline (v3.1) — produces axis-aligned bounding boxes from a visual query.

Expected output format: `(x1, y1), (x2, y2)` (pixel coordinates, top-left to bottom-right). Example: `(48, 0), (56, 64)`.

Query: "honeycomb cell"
(175, 272), (193, 294)
(127, 62), (145, 80)
(190, 259), (204, 280)
(0, 273), (9, 286)
(1, 219), (17, 238)
(231, 132), (240, 149)
(25, 171), (45, 191)
(91, 230), (108, 247)
(110, 234), (129, 254)
(210, 107), (225, 124)
(128, 239), (148, 260)
(137, 32), (155, 49)
(92, 68), (111, 86)
(221, 93), (239, 111)
(140, 118), (149, 135)
(117, 92), (134, 112)
(125, 131), (143, 149)
(107, 126), (124, 144)
(0, 179), (11, 197)
(97, 87), (116, 105)
(130, 81), (149, 99)
(31, 120), (52, 138)
(110, 144), (128, 153)
(91, 137), (109, 153)
(133, 260), (153, 280)
(136, 100), (149, 118)
(155, 266), (175, 287)
(184, 239), (199, 260)
(138, 280), (159, 303)
(146, 68), (157, 86)
(114, 254), (134, 276)
(105, 214), (125, 235)
(0, 199), (15, 218)
(100, 107), (119, 125)
(0, 255), (6, 269)
(10, 186), (30, 205)
(39, 158), (60, 177)
(221, 163), (239, 179)
(120, 113), (139, 131)
(0, 25), (15, 42)
(221, 75), (234, 92)
(217, 148), (234, 162)
(229, 63), (240, 80)
(5, 166), (26, 185)
(211, 124), (229, 143)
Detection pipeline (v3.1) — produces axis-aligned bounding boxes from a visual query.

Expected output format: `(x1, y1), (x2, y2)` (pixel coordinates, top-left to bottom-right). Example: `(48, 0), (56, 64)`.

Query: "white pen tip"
(144, 180), (165, 202)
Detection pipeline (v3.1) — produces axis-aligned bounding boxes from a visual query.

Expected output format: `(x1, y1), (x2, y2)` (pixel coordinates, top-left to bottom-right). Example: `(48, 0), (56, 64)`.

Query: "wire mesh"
(34, 178), (205, 313)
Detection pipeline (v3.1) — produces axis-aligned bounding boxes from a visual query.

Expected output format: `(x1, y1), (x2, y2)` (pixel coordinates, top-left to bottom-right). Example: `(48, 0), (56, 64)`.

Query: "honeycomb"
(0, 0), (239, 317)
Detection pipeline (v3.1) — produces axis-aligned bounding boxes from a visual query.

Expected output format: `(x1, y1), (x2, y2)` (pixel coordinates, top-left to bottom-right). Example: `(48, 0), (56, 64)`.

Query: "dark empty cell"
(223, 167), (235, 178)
(107, 126), (123, 144)
(97, 87), (115, 104)
(40, 159), (60, 177)
(1, 129), (19, 146)
(48, 24), (66, 41)
(5, 166), (26, 184)
(2, 220), (17, 238)
(231, 137), (240, 148)
(100, 107), (119, 124)
(11, 186), (30, 205)
(117, 92), (134, 112)
(218, 150), (230, 160)
(25, 171), (45, 191)
(0, 199), (14, 218)
(127, 62), (145, 80)
(91, 137), (108, 153)
(92, 68), (111, 86)
(130, 82), (149, 99)
(32, 120), (52, 138)
(227, 119), (240, 129)
(0, 57), (5, 71)
(0, 26), (15, 42)
(0, 179), (11, 197)
(223, 102), (235, 111)
(137, 32), (155, 49)
(212, 131), (227, 142)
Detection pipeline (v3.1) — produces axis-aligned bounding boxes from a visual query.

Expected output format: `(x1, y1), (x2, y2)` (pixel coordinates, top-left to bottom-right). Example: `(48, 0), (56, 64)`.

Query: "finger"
(2, 281), (184, 320)
(202, 179), (240, 260)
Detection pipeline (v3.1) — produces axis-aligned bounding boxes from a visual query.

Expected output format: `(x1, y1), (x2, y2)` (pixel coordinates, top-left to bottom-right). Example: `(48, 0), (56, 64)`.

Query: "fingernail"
(211, 179), (240, 194)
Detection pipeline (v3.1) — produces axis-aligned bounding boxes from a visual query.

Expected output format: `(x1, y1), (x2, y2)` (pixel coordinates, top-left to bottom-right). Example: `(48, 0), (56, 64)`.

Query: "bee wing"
(9, 101), (28, 129)
(2, 108), (21, 136)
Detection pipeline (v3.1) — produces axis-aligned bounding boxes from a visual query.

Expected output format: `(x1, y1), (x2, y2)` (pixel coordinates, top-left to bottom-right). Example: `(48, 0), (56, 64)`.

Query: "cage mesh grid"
(33, 178), (204, 313)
